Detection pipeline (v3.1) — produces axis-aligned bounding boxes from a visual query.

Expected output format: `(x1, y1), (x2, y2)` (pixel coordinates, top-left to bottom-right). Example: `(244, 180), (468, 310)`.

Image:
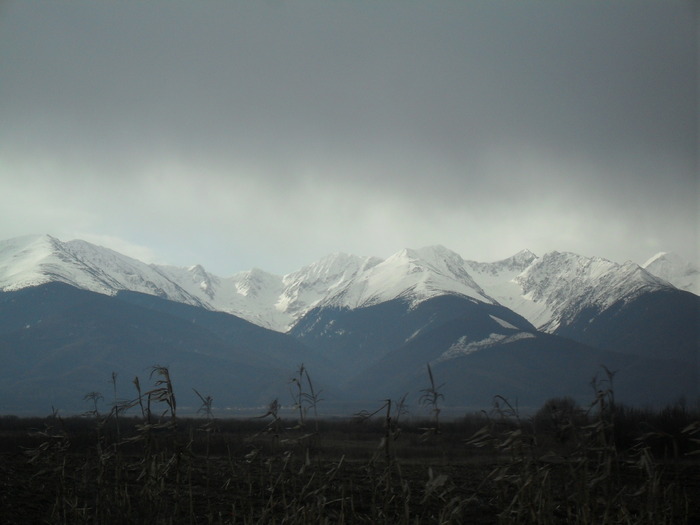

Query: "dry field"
(1, 366), (699, 524)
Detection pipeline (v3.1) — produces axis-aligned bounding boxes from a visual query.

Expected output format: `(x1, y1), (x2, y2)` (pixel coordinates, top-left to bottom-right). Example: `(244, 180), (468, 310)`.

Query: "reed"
(10, 364), (698, 524)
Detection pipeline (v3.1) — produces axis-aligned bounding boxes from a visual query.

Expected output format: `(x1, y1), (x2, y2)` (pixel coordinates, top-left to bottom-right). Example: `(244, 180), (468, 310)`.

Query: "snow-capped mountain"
(465, 249), (541, 322)
(278, 252), (382, 314)
(0, 235), (207, 306)
(465, 248), (678, 334)
(0, 234), (691, 334)
(0, 235), (366, 331)
(642, 252), (700, 295)
(1, 234), (697, 414)
(312, 246), (495, 310)
(152, 252), (398, 330)
(512, 251), (671, 332)
(0, 236), (507, 331)
(154, 264), (291, 330)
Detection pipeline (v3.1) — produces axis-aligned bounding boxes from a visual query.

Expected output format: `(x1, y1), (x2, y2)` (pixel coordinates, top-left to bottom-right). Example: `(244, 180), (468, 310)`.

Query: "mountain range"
(0, 234), (697, 415)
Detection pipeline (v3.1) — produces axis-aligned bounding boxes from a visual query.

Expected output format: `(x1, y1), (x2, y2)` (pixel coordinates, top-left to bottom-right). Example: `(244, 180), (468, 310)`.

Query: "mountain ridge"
(1, 234), (697, 414)
(1, 234), (695, 334)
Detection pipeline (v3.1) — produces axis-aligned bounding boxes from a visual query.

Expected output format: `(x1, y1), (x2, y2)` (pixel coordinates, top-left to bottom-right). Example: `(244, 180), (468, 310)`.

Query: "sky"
(0, 1), (697, 276)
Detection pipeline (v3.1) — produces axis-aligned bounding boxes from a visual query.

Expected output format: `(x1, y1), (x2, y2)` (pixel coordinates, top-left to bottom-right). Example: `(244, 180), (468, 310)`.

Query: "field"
(1, 367), (699, 524)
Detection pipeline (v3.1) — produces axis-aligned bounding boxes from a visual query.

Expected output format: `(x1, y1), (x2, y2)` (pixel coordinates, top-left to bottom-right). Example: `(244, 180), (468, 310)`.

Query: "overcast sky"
(1, 1), (697, 275)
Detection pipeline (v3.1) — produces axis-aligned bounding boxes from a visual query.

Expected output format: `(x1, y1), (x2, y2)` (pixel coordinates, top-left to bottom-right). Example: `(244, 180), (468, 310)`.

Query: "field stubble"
(0, 365), (698, 524)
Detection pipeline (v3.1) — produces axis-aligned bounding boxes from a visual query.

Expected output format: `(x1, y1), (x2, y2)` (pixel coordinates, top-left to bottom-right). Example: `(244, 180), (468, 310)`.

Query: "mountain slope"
(332, 296), (696, 409)
(510, 251), (672, 331)
(349, 327), (694, 411)
(315, 246), (495, 310)
(0, 235), (209, 305)
(114, 289), (336, 379)
(291, 294), (536, 372)
(553, 287), (700, 365)
(0, 282), (329, 414)
(465, 249), (541, 322)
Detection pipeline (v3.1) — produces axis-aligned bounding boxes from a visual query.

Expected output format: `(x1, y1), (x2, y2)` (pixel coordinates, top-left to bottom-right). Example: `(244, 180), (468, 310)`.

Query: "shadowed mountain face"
(345, 325), (695, 412)
(0, 283), (334, 415)
(552, 288), (699, 365)
(294, 295), (697, 411)
(290, 294), (536, 369)
(0, 282), (697, 415)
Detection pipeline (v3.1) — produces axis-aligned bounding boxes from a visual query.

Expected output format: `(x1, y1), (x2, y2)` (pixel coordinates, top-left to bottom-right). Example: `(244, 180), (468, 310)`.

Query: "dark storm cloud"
(0, 1), (696, 273)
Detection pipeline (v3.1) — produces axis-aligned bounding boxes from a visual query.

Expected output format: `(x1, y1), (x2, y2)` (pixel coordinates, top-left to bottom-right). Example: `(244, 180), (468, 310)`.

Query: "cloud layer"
(1, 1), (697, 274)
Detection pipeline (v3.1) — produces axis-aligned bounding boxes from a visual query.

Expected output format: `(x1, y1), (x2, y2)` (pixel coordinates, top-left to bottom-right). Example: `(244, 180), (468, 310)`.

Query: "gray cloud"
(0, 1), (696, 274)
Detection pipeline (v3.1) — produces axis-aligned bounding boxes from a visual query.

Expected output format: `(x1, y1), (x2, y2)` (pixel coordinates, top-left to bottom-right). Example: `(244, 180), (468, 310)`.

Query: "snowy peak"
(284, 252), (382, 286)
(0, 233), (126, 293)
(277, 253), (382, 318)
(233, 268), (281, 298)
(0, 234), (60, 290)
(400, 245), (478, 281)
(518, 251), (666, 297)
(466, 249), (538, 276)
(507, 249), (538, 269)
(642, 252), (699, 295)
(404, 245), (458, 266)
(188, 264), (217, 297)
(515, 251), (671, 331)
(0, 234), (207, 307)
(318, 245), (494, 309)
(0, 234), (689, 335)
(386, 245), (469, 277)
(155, 263), (220, 300)
(462, 250), (542, 325)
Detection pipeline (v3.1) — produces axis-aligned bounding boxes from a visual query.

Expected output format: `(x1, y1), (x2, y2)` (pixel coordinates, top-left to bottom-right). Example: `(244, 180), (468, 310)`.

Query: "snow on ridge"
(275, 252), (382, 322)
(466, 249), (538, 275)
(0, 234), (57, 290)
(513, 250), (674, 331)
(282, 252), (381, 285)
(464, 250), (542, 326)
(316, 245), (494, 311)
(2, 234), (689, 334)
(0, 234), (120, 294)
(155, 244), (500, 330)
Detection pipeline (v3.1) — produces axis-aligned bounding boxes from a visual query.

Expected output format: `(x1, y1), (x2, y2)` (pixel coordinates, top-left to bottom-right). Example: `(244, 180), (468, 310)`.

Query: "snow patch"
(488, 315), (518, 330)
(405, 328), (424, 343)
(435, 331), (536, 363)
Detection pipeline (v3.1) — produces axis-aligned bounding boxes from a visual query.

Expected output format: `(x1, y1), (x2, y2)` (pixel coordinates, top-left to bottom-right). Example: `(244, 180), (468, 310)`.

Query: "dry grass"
(1, 365), (699, 524)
